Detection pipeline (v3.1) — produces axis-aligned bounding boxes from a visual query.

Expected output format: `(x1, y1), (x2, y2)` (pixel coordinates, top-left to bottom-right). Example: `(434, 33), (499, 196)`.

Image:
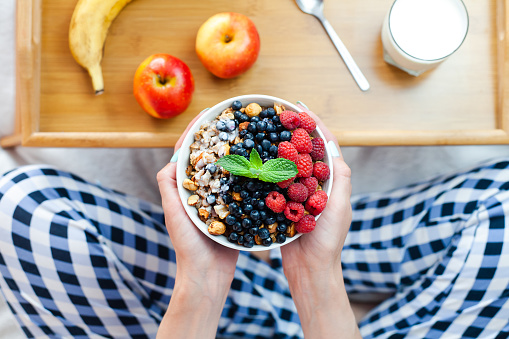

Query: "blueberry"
(280, 130), (292, 141)
(254, 219), (263, 227)
(259, 211), (267, 220)
(248, 122), (257, 133)
(259, 109), (268, 118)
(258, 228), (270, 239)
(244, 133), (254, 140)
(240, 190), (250, 199)
(265, 217), (276, 225)
(226, 215), (237, 225)
(205, 164), (217, 174)
(228, 232), (239, 242)
(229, 202), (240, 212)
(250, 116), (261, 123)
(254, 145), (263, 155)
(233, 222), (243, 232)
(243, 197), (252, 204)
(240, 114), (250, 122)
(276, 223), (287, 232)
(250, 210), (260, 220)
(276, 122), (284, 131)
(233, 185), (242, 193)
(254, 181), (264, 190)
(235, 148), (244, 156)
(272, 115), (280, 123)
(249, 227), (259, 235)
(239, 129), (248, 137)
(246, 181), (256, 192)
(223, 194), (233, 204)
(242, 218), (252, 228)
(255, 133), (266, 143)
(261, 139), (271, 151)
(232, 100), (242, 110)
(206, 195), (216, 204)
(243, 204), (253, 213)
(269, 133), (279, 142)
(261, 151), (269, 159)
(269, 145), (278, 156)
(216, 120), (226, 131)
(234, 110), (243, 120)
(276, 233), (286, 244)
(225, 120), (236, 131)
(219, 132), (229, 141)
(257, 200), (266, 210)
(267, 108), (276, 118)
(266, 123), (276, 133)
(230, 145), (239, 153)
(244, 240), (254, 248)
(240, 149), (249, 157)
(262, 238), (273, 246)
(256, 121), (267, 132)
(244, 139), (255, 149)
(244, 234), (254, 243)
(237, 235), (244, 245)
(276, 213), (286, 221)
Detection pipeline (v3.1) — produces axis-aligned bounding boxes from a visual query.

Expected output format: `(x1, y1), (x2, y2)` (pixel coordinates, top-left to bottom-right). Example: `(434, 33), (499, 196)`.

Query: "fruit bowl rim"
(176, 94), (334, 252)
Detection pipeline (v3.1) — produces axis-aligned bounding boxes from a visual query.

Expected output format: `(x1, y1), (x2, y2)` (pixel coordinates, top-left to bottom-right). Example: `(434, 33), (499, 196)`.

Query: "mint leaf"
(259, 158), (298, 183)
(250, 149), (263, 169)
(216, 155), (255, 177)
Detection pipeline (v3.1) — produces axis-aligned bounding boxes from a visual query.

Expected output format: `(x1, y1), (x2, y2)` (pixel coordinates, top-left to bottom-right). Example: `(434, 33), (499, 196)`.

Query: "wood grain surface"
(9, 0), (509, 147)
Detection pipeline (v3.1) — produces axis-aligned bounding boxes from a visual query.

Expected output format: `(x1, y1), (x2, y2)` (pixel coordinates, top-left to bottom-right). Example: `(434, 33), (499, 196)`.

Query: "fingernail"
(327, 140), (341, 158)
(296, 101), (309, 110)
(170, 148), (180, 163)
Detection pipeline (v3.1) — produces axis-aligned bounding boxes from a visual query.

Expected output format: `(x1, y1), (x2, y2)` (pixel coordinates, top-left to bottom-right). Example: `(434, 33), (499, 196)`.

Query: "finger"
(156, 162), (180, 213)
(174, 108), (210, 150)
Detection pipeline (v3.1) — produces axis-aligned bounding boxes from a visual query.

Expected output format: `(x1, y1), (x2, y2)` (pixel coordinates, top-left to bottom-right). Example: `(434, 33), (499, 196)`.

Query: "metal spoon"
(295, 0), (370, 91)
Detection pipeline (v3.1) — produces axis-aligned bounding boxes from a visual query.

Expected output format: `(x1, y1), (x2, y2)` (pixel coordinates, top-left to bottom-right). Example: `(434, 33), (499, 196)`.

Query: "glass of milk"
(381, 0), (469, 76)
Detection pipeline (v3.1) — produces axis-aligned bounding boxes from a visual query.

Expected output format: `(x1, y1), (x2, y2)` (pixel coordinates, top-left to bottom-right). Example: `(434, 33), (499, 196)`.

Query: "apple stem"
(157, 74), (167, 85)
(224, 34), (232, 43)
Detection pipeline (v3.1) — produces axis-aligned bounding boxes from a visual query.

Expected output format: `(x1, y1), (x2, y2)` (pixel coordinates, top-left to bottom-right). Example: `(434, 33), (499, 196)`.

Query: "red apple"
(196, 12), (260, 79)
(133, 53), (195, 119)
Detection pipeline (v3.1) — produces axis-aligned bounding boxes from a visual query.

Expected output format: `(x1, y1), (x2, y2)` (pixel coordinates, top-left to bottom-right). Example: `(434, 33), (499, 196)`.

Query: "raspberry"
(287, 183), (309, 202)
(277, 176), (296, 188)
(298, 111), (316, 133)
(284, 201), (305, 222)
(296, 154), (313, 178)
(313, 162), (330, 181)
(310, 137), (325, 161)
(265, 191), (287, 213)
(300, 177), (318, 198)
(305, 190), (328, 216)
(291, 128), (313, 153)
(280, 110), (301, 130)
(295, 215), (316, 233)
(277, 141), (299, 164)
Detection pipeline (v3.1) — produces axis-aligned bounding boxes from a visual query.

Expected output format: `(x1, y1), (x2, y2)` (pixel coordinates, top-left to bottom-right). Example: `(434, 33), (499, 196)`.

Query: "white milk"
(381, 0), (469, 76)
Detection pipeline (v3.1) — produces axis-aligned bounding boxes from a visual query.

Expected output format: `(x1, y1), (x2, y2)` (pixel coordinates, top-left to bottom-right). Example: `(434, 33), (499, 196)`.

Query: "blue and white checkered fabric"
(0, 161), (508, 338)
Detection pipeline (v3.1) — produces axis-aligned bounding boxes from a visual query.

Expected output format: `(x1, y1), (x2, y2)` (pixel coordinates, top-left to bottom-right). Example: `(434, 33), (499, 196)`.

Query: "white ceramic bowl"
(176, 94), (333, 252)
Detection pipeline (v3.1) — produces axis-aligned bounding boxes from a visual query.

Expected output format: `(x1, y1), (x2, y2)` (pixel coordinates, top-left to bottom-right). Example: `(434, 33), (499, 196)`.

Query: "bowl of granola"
(176, 94), (333, 251)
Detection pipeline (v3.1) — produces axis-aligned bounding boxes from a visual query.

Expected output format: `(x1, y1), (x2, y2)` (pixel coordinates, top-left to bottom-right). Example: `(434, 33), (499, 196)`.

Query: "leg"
(343, 159), (509, 337)
(0, 165), (173, 338)
(0, 165), (303, 339)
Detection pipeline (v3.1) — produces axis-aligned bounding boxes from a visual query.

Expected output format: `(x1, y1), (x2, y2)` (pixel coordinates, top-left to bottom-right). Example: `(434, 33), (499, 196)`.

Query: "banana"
(69, 0), (134, 95)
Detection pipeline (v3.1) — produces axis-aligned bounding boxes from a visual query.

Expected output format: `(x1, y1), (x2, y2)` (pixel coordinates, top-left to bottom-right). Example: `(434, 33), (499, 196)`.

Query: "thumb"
(157, 161), (182, 216)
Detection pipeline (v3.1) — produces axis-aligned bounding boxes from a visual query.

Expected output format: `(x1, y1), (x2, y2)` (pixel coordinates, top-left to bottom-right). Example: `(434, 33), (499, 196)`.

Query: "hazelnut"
(267, 222), (278, 233)
(232, 192), (243, 201)
(198, 207), (210, 220)
(208, 221), (226, 235)
(183, 179), (198, 191)
(187, 195), (200, 206)
(286, 222), (296, 237)
(245, 103), (262, 117)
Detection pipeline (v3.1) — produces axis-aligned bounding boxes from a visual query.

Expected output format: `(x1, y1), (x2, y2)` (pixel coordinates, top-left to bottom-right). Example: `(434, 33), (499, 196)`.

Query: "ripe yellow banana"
(69, 0), (134, 95)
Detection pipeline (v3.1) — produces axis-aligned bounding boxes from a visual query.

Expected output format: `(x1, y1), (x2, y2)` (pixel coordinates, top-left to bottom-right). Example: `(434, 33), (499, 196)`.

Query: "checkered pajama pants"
(0, 161), (508, 339)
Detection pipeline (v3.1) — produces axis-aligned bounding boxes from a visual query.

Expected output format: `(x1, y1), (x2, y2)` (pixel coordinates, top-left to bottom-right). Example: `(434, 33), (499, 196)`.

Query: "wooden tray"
(5, 0), (509, 147)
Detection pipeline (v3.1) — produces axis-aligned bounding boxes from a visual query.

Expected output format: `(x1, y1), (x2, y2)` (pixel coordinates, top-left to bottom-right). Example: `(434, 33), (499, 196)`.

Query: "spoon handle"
(319, 16), (370, 91)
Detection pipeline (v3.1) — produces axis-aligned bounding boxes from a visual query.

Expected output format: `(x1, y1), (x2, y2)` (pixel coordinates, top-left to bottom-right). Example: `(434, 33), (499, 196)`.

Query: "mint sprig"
(216, 149), (297, 183)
